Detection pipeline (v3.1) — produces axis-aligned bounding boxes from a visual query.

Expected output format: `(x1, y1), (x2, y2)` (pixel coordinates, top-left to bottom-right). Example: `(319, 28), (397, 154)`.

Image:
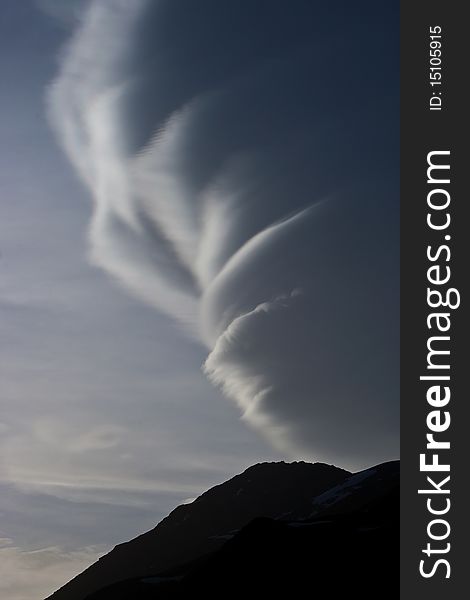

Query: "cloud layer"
(49, 0), (399, 467)
(0, 538), (104, 600)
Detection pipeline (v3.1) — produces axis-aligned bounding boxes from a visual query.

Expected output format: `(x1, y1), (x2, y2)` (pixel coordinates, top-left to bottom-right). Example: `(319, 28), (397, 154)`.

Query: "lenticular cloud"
(49, 0), (399, 468)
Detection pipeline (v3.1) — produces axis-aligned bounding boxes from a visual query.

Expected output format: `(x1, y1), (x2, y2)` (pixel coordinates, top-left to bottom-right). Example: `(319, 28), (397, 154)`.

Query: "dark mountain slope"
(84, 461), (399, 599)
(47, 461), (350, 600)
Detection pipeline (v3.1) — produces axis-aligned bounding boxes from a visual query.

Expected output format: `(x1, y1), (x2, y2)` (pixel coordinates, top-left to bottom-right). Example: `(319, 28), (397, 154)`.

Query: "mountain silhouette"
(46, 460), (398, 600)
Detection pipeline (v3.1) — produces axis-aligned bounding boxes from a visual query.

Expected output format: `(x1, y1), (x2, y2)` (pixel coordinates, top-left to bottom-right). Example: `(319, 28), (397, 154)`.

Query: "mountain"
(46, 461), (351, 600)
(171, 461), (399, 599)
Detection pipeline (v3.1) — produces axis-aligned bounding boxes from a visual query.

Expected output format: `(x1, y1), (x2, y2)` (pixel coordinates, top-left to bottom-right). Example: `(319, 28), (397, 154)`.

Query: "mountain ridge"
(46, 460), (398, 600)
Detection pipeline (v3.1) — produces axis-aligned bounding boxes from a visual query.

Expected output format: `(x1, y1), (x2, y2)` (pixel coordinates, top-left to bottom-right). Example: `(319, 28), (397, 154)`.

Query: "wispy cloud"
(0, 539), (104, 600)
(48, 0), (399, 468)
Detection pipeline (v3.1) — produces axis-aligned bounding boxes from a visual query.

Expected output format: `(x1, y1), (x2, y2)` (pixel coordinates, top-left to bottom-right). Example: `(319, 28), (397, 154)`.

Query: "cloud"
(0, 539), (104, 600)
(34, 0), (87, 27)
(1, 410), (260, 505)
(203, 198), (399, 467)
(48, 0), (399, 467)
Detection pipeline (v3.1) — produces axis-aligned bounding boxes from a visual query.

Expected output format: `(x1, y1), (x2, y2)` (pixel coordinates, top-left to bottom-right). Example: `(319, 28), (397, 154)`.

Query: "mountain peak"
(46, 460), (396, 600)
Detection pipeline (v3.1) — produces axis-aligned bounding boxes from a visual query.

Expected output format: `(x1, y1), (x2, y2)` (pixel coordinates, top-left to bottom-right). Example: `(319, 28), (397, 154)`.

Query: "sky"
(1, 2), (399, 599)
